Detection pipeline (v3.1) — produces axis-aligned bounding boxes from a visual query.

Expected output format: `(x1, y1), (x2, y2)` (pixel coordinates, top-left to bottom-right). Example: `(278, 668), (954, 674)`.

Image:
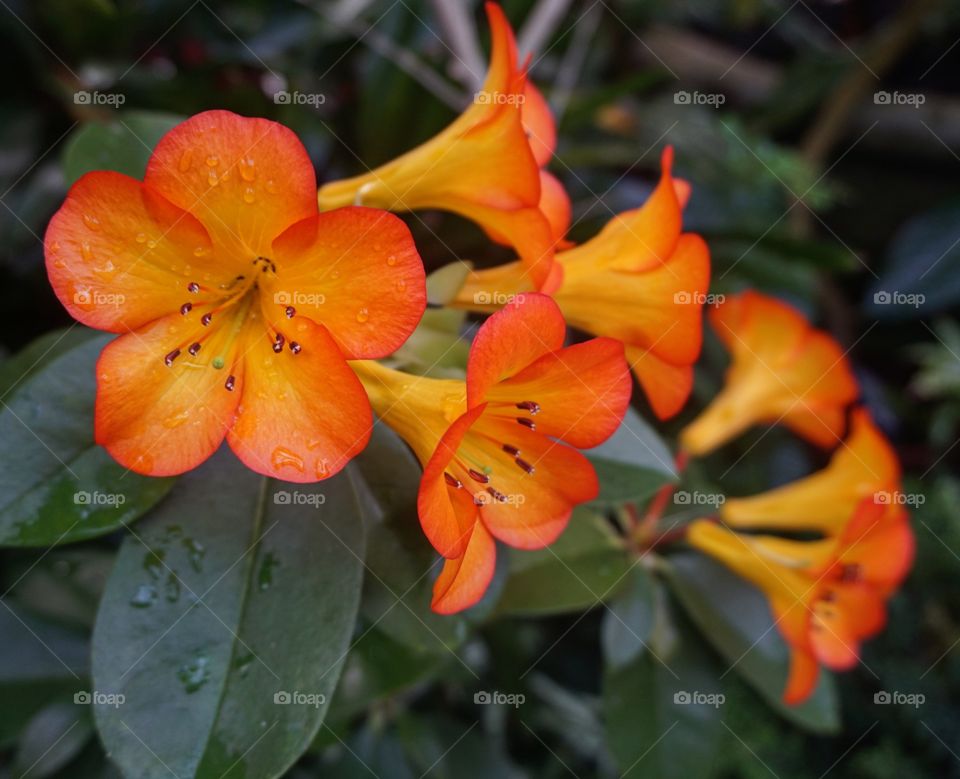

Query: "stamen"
(516, 458), (535, 474)
(487, 487), (508, 503)
(285, 306), (296, 319)
(289, 341), (301, 354)
(840, 563), (862, 582)
(188, 342), (202, 356)
(502, 444), (521, 456)
(180, 302), (193, 315)
(444, 473), (462, 489)
(164, 349), (180, 367)
(468, 469), (490, 484)
(272, 333), (285, 354)
(201, 313), (213, 326)
(517, 417), (536, 431)
(187, 282), (200, 293)
(224, 375), (236, 391)
(516, 400), (540, 414)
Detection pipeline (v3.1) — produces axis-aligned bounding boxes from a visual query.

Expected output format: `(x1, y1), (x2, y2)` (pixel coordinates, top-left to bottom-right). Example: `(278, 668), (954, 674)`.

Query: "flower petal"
(539, 170), (572, 244)
(145, 110), (317, 259)
(466, 292), (566, 406)
(523, 81), (556, 166)
(627, 346), (694, 420)
(226, 315), (371, 482)
(431, 521), (497, 615)
(45, 171), (223, 332)
(783, 649), (820, 705)
(268, 207), (426, 359)
(94, 312), (241, 476)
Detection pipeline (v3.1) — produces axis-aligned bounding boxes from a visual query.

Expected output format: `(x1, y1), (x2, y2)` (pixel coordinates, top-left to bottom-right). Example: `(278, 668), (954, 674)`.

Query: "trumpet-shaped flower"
(353, 294), (631, 613)
(455, 148), (710, 419)
(317, 3), (564, 289)
(687, 500), (913, 704)
(680, 291), (858, 455)
(45, 110), (426, 480)
(722, 408), (901, 535)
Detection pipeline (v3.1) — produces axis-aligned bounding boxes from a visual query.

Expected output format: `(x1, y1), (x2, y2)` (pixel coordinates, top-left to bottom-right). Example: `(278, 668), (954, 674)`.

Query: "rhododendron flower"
(722, 408), (901, 535)
(45, 110), (426, 480)
(681, 291), (858, 455)
(687, 500), (912, 704)
(353, 294), (631, 613)
(455, 148), (709, 419)
(318, 3), (564, 289)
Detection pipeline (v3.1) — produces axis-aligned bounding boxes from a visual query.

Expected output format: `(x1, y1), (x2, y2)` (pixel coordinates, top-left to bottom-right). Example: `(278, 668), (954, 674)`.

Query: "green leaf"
(603, 596), (724, 779)
(601, 566), (657, 669)
(666, 552), (840, 733)
(62, 111), (183, 185)
(393, 308), (470, 377)
(425, 262), (472, 306)
(495, 509), (632, 616)
(91, 449), (366, 779)
(0, 333), (174, 547)
(586, 407), (677, 505)
(14, 701), (94, 779)
(0, 327), (98, 401)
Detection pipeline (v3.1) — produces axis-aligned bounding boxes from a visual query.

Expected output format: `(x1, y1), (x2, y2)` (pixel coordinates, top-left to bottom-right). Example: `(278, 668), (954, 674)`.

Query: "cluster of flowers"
(43, 3), (911, 704)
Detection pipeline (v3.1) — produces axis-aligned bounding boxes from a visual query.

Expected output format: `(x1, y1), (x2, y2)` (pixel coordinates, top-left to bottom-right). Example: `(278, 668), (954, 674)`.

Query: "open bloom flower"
(317, 2), (564, 289)
(722, 408), (901, 535)
(455, 147), (710, 419)
(687, 500), (913, 704)
(353, 294), (631, 613)
(45, 110), (426, 480)
(680, 291), (858, 455)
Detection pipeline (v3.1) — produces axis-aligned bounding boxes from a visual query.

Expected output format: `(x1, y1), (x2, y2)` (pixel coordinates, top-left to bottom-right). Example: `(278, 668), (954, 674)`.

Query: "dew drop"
(315, 459), (329, 478)
(163, 410), (191, 429)
(165, 572), (180, 603)
(83, 214), (101, 230)
(193, 246), (209, 257)
(205, 155), (219, 167)
(177, 655), (211, 693)
(395, 279), (407, 292)
(207, 169), (218, 186)
(182, 538), (206, 572)
(265, 179), (278, 193)
(80, 241), (93, 262)
(386, 254), (397, 266)
(94, 260), (116, 279)
(240, 158), (256, 181)
(258, 552), (280, 591)
(271, 447), (304, 473)
(129, 584), (157, 608)
(243, 186), (255, 204)
(147, 239), (157, 249)
(178, 149), (193, 172)
(356, 307), (369, 323)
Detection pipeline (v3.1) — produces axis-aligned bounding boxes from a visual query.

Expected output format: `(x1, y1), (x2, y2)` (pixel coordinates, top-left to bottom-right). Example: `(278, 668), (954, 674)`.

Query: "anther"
(517, 417), (536, 430)
(516, 401), (540, 415)
(201, 313), (213, 326)
(164, 349), (180, 367)
(444, 473), (462, 489)
(187, 282), (200, 293)
(840, 563), (862, 582)
(285, 306), (295, 319)
(516, 458), (535, 474)
(224, 375), (236, 391)
(468, 469), (490, 484)
(487, 487), (508, 503)
(289, 341), (301, 354)
(272, 333), (285, 353)
(188, 342), (202, 356)
(502, 444), (521, 457)
(180, 302), (192, 315)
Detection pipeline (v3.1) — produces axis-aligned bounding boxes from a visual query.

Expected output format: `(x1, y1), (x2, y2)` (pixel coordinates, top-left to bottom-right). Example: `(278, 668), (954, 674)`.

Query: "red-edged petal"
(226, 315), (370, 482)
(539, 170), (572, 244)
(627, 347), (694, 420)
(268, 207), (425, 359)
(783, 649), (820, 705)
(145, 110), (317, 259)
(431, 521), (497, 614)
(466, 292), (566, 406)
(523, 81), (556, 166)
(45, 171), (223, 332)
(94, 313), (240, 476)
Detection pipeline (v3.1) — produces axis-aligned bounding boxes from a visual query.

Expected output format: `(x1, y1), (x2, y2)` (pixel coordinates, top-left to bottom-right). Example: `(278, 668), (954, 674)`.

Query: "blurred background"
(1, 0), (959, 777)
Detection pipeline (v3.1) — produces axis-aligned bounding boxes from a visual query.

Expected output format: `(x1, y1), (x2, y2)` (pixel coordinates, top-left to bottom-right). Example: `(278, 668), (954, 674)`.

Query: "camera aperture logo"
(73, 287), (125, 308)
(474, 690), (525, 708)
(274, 490), (327, 507)
(873, 490), (925, 507)
(674, 291), (724, 307)
(473, 291), (526, 306)
(273, 290), (326, 307)
(474, 90), (525, 106)
(674, 490), (725, 507)
(674, 90), (725, 108)
(873, 290), (924, 309)
(75, 690), (125, 708)
(274, 690), (326, 707)
(673, 690), (725, 708)
(274, 91), (326, 108)
(874, 690), (924, 708)
(74, 490), (126, 507)
(874, 90), (925, 108)
(74, 90), (125, 107)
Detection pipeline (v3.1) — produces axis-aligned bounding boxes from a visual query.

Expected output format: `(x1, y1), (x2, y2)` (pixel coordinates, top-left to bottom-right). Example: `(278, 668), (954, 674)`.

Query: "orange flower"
(353, 294), (631, 613)
(687, 500), (913, 704)
(45, 110), (426, 480)
(722, 408), (901, 535)
(317, 3), (564, 289)
(680, 291), (858, 455)
(455, 148), (710, 419)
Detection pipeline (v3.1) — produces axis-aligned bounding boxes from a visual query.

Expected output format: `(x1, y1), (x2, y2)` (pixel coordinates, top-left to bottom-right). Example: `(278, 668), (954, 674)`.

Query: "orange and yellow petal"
(783, 649), (820, 705)
(45, 171), (222, 332)
(431, 520), (497, 614)
(145, 110), (317, 260)
(538, 170), (572, 245)
(627, 347), (694, 420)
(268, 206), (425, 359)
(226, 315), (371, 482)
(522, 81), (556, 166)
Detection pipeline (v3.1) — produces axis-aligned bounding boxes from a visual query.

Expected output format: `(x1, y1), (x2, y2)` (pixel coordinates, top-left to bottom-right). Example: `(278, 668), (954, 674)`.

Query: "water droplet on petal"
(271, 447), (304, 473)
(83, 214), (101, 230)
(80, 241), (93, 262)
(240, 158), (256, 181)
(356, 307), (369, 323)
(207, 169), (218, 186)
(243, 186), (255, 204)
(163, 410), (191, 429)
(179, 149), (193, 172)
(205, 155), (219, 167)
(386, 254), (397, 266)
(265, 179), (278, 193)
(135, 232), (147, 244)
